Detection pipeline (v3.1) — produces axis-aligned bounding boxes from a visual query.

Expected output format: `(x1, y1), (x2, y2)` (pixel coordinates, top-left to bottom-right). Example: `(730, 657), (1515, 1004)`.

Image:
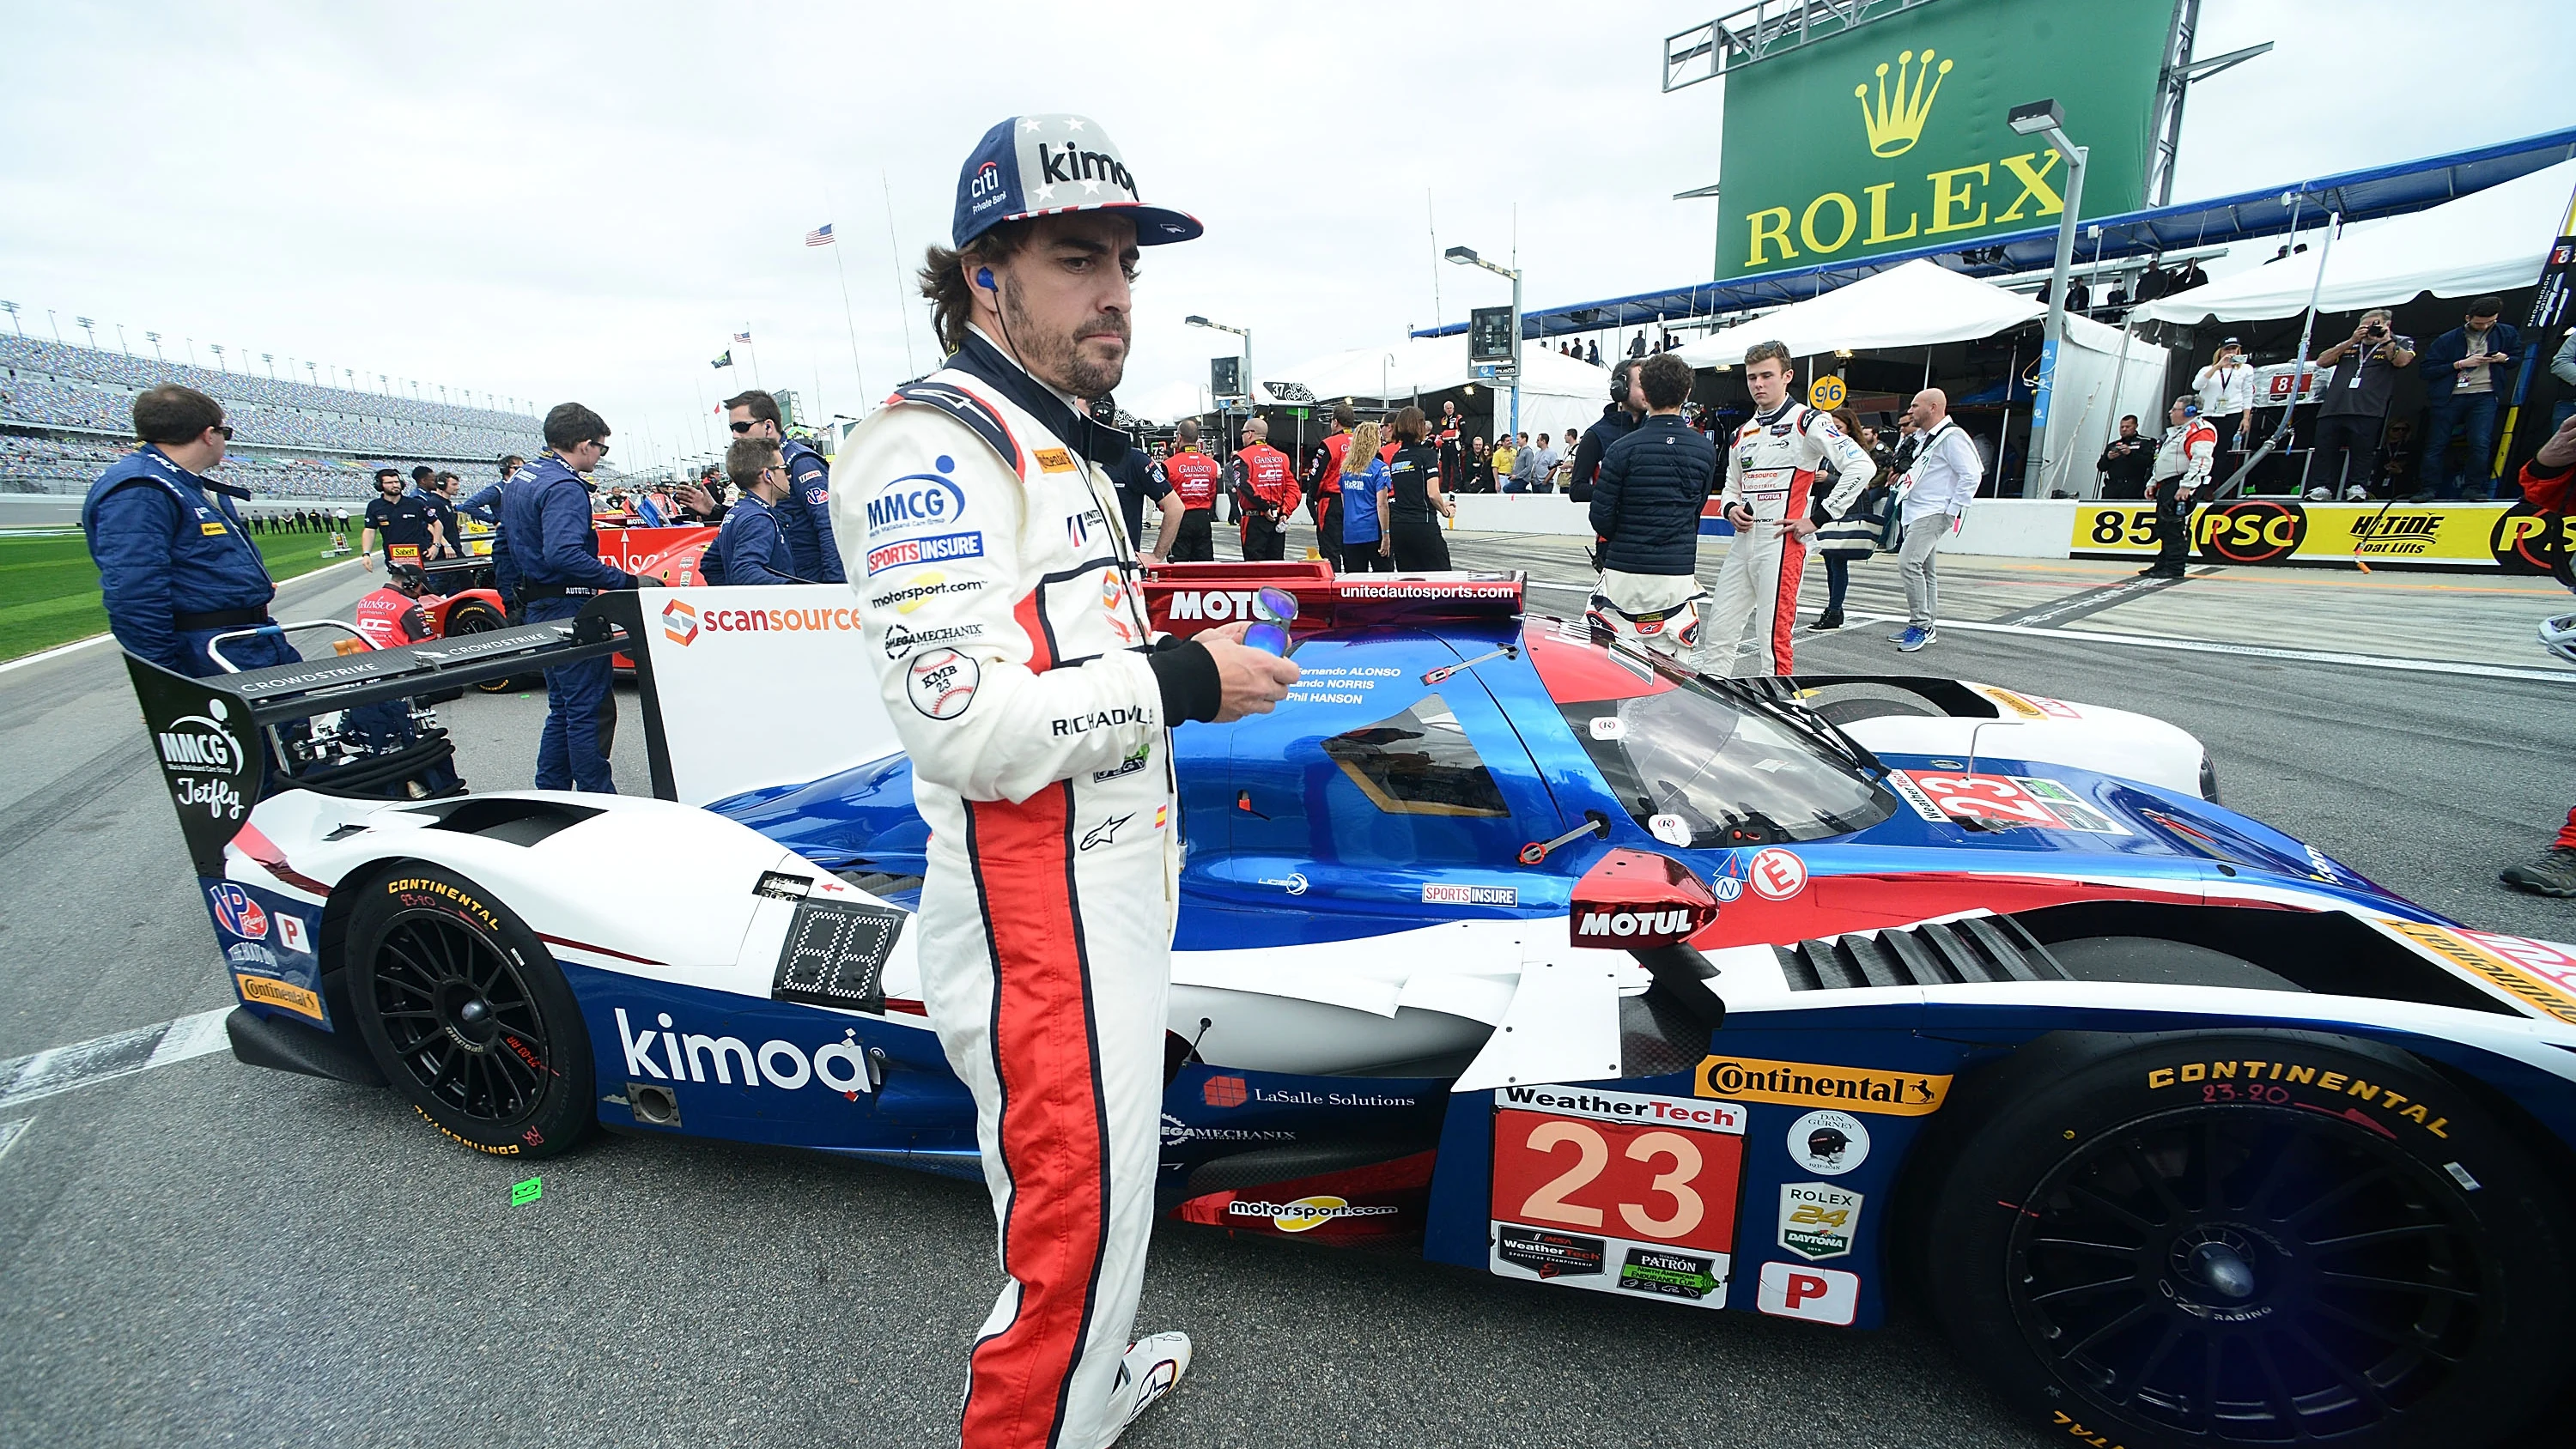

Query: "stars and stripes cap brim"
(952, 113), (1202, 250)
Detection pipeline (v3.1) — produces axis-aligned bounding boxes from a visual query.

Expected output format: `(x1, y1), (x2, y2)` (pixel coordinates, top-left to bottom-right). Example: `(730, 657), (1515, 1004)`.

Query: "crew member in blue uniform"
(501, 404), (659, 792)
(723, 389), (841, 582)
(458, 454), (524, 616)
(82, 384), (300, 680)
(706, 437), (799, 585)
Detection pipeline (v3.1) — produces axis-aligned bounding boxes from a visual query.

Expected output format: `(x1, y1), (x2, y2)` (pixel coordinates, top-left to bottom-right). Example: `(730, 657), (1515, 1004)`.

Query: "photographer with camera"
(2310, 309), (2415, 499)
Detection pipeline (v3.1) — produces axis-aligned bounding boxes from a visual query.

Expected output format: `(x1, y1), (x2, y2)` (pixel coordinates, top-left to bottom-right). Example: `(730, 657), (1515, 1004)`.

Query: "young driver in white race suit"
(1706, 340), (1876, 676)
(834, 114), (1297, 1449)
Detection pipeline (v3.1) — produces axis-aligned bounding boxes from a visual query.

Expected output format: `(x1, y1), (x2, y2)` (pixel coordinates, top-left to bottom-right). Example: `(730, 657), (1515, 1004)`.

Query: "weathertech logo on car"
(1693, 1055), (1951, 1115)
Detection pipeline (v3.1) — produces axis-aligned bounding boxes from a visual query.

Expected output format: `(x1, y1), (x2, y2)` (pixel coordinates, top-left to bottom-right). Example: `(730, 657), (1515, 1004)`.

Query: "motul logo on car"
(1577, 908), (1698, 939)
(1167, 589), (1263, 621)
(615, 1008), (873, 1095)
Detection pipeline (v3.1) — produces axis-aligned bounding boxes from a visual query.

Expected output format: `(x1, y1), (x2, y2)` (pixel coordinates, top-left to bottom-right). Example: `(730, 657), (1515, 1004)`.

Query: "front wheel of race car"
(442, 599), (520, 694)
(346, 864), (595, 1158)
(1924, 1031), (2573, 1449)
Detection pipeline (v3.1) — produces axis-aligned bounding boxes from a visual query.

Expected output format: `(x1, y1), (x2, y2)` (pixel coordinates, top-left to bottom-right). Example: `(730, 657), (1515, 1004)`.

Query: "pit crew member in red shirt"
(2143, 395), (2218, 579)
(1301, 402), (1354, 570)
(1229, 415), (1301, 561)
(1160, 418), (1223, 561)
(833, 112), (1297, 1449)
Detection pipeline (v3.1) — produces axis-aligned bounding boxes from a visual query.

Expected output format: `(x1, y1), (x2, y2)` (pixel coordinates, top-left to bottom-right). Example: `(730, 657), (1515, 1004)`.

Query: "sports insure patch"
(1489, 1083), (1747, 1310)
(1423, 883), (1517, 906)
(1777, 1182), (1862, 1260)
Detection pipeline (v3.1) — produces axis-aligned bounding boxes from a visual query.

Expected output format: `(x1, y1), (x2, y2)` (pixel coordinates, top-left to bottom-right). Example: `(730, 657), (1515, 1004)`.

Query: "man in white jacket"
(1890, 387), (1982, 653)
(835, 113), (1297, 1449)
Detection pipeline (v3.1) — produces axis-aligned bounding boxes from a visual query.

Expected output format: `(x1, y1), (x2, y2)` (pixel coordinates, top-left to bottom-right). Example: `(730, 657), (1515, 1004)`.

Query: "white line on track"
(0, 1007), (234, 1113)
(0, 1117), (33, 1169)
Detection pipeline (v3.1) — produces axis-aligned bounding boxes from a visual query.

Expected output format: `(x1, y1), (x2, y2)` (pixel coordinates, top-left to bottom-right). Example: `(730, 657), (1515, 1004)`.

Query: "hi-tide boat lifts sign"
(1716, 0), (2167, 279)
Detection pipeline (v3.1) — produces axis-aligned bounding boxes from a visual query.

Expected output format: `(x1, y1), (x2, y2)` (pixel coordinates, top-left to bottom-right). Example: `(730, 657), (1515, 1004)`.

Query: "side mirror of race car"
(1570, 848), (1727, 1029)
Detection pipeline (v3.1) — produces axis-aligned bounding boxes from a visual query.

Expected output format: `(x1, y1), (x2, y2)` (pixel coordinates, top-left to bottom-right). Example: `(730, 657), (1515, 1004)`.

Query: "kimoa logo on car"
(615, 1008), (873, 1094)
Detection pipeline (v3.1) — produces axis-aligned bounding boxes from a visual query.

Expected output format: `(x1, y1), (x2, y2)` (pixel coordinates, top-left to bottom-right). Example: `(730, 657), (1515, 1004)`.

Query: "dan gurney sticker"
(905, 648), (980, 719)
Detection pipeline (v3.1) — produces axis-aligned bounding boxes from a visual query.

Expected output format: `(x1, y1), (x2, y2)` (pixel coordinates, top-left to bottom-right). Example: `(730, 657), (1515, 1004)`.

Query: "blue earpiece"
(976, 268), (994, 290)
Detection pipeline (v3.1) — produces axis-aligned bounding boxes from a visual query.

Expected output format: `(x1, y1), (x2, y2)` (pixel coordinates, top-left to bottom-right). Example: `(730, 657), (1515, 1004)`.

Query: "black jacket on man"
(1589, 415), (1718, 576)
(1566, 403), (1642, 502)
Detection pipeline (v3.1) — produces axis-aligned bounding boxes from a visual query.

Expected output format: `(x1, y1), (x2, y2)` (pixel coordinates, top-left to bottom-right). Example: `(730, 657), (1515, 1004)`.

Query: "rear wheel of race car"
(346, 865), (593, 1158)
(444, 599), (519, 694)
(1925, 1030), (2573, 1449)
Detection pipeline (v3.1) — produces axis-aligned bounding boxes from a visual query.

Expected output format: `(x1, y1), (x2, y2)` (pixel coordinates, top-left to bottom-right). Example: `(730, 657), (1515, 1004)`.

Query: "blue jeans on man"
(526, 595), (617, 792)
(2419, 392), (2500, 499)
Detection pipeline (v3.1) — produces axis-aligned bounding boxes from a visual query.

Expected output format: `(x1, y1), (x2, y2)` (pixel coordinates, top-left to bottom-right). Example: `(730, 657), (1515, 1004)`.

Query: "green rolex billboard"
(1716, 0), (2169, 280)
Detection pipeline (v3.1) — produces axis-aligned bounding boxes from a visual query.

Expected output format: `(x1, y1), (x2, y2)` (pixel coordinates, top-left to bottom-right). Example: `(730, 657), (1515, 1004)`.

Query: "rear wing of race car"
(127, 600), (644, 876)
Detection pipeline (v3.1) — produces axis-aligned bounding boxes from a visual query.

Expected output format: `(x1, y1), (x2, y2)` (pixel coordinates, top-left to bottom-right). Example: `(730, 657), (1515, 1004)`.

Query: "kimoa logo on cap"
(1035, 140), (1135, 197)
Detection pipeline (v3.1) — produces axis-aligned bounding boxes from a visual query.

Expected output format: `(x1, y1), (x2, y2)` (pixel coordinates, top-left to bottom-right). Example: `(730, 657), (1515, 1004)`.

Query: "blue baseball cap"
(952, 113), (1202, 250)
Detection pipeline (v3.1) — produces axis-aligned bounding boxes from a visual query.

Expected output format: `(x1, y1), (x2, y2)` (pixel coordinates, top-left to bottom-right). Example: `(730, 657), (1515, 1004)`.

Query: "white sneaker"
(1104, 1331), (1193, 1444)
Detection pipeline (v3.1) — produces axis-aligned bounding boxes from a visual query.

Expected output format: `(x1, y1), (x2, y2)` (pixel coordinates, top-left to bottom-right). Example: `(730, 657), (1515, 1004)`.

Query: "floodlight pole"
(1185, 314), (1253, 415)
(1444, 246), (1523, 438)
(2009, 99), (2087, 494)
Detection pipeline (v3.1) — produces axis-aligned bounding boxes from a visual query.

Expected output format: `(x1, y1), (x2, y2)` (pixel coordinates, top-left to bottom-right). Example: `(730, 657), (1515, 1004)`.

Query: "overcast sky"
(3, 0), (2568, 468)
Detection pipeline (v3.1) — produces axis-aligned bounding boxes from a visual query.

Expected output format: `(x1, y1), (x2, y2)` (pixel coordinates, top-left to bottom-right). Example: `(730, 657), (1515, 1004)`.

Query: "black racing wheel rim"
(370, 910), (554, 1125)
(2006, 1104), (2490, 1443)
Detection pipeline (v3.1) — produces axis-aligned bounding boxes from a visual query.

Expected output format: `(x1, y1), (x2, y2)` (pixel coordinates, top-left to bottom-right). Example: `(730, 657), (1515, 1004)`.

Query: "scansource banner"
(2070, 500), (2569, 572)
(1716, 0), (2168, 279)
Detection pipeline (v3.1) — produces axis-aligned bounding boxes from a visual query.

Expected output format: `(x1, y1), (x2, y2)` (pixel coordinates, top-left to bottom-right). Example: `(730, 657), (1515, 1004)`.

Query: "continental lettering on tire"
(416, 1105), (520, 1155)
(2050, 1410), (2137, 1449)
(2141, 1056), (2449, 1138)
(1692, 1055), (1950, 1115)
(386, 876), (499, 932)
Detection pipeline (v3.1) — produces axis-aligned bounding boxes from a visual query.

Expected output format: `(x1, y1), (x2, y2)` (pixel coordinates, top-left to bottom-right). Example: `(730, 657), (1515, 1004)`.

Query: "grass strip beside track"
(0, 530), (351, 663)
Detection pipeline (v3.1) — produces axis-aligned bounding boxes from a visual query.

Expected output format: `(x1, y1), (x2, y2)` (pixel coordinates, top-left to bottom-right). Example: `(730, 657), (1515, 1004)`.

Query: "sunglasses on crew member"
(728, 421), (756, 433)
(210, 424), (234, 440)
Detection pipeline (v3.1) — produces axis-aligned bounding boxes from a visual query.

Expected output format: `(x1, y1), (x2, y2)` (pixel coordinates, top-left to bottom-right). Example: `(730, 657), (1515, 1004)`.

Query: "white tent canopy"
(1675, 258), (2044, 367)
(2041, 311), (2172, 498)
(2132, 157), (2576, 324)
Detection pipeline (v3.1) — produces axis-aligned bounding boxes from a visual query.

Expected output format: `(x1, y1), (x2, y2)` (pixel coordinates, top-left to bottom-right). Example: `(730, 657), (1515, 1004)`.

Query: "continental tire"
(346, 865), (593, 1158)
(1925, 1029), (2572, 1449)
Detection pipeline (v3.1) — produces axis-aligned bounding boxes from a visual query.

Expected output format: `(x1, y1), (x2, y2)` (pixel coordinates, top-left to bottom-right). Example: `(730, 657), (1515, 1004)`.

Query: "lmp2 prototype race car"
(133, 565), (2576, 1449)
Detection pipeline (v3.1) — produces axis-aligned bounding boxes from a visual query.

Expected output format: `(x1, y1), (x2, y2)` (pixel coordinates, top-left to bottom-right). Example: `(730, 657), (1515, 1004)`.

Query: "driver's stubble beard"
(1001, 282), (1130, 399)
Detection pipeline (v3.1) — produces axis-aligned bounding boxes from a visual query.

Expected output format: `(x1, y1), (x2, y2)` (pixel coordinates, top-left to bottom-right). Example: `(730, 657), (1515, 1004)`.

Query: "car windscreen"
(1561, 675), (1895, 846)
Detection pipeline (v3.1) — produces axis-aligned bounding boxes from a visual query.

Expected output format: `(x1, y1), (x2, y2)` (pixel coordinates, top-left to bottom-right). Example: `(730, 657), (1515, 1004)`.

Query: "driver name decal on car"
(613, 1008), (876, 1097)
(1693, 1056), (1951, 1115)
(2383, 920), (2576, 1027)
(1490, 1084), (1746, 1310)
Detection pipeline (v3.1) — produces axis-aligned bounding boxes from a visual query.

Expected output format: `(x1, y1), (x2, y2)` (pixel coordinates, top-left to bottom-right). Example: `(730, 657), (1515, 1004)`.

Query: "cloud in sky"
(1, 0), (2565, 469)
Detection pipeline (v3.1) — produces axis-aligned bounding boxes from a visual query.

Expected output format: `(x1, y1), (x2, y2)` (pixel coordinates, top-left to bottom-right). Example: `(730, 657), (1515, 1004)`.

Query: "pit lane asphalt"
(1, 535), (2567, 1448)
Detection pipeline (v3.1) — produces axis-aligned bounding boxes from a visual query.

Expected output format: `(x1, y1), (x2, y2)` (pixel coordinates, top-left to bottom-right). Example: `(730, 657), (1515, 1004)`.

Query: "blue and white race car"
(132, 567), (2576, 1449)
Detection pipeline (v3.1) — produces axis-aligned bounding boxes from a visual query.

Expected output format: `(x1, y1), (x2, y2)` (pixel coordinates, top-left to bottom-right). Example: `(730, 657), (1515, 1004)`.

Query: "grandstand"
(0, 332), (554, 501)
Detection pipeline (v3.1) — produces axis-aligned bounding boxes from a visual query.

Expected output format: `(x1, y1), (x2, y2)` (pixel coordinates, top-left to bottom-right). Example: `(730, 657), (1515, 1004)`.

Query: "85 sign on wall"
(1488, 1085), (1747, 1308)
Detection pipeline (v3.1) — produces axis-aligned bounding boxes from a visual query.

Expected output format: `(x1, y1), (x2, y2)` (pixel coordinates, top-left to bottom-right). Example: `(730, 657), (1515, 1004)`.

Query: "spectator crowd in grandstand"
(1, 332), (544, 500)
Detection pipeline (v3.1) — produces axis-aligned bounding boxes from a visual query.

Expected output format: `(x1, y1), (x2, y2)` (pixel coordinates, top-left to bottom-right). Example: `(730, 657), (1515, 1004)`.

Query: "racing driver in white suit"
(834, 114), (1298, 1449)
(1706, 339), (1876, 676)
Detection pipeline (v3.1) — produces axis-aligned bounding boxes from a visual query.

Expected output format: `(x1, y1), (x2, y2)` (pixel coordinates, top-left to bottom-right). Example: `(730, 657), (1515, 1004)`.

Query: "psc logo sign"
(2196, 500), (2305, 565)
(2492, 502), (2576, 576)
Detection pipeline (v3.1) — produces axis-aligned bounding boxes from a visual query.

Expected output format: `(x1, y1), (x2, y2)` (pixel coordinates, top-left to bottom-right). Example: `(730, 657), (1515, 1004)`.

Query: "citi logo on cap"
(969, 161), (1004, 201)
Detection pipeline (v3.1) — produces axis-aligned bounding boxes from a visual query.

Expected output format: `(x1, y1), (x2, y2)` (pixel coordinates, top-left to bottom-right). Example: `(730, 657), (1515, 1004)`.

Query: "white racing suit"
(1705, 401), (1874, 676)
(1587, 568), (1707, 659)
(835, 331), (1206, 1449)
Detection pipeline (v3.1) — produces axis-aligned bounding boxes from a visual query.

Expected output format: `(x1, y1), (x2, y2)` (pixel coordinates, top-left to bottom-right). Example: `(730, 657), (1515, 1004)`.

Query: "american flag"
(732, 330), (752, 344)
(805, 223), (835, 247)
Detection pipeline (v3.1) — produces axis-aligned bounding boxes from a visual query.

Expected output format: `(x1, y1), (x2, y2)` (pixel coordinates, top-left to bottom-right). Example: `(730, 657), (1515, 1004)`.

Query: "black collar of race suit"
(1754, 399), (1802, 427)
(946, 332), (1136, 467)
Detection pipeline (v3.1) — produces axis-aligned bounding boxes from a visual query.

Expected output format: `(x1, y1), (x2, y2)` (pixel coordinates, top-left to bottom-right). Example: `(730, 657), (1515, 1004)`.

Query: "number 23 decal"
(1908, 772), (2066, 828)
(1492, 1109), (1743, 1254)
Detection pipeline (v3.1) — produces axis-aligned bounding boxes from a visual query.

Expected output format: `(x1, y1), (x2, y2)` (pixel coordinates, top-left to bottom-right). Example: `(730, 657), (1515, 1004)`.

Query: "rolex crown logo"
(1855, 48), (1953, 158)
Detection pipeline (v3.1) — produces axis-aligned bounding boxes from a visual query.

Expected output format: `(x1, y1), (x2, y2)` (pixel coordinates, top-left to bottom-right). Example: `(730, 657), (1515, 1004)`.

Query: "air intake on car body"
(1776, 916), (2069, 991)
